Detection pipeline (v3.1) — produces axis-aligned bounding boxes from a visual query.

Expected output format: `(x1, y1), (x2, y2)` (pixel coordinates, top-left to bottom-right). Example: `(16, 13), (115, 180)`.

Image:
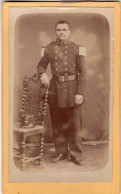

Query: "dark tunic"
(37, 39), (86, 108)
(37, 39), (86, 161)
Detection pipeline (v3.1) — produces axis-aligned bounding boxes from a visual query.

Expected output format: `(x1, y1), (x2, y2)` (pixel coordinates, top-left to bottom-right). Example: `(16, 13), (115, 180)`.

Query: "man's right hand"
(40, 73), (50, 88)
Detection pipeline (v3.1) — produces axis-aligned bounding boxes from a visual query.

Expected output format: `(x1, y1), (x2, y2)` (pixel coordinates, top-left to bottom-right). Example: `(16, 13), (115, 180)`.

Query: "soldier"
(37, 20), (86, 165)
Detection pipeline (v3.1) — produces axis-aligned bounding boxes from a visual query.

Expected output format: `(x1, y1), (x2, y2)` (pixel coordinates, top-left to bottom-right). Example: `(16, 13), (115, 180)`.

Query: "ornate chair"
(14, 73), (48, 170)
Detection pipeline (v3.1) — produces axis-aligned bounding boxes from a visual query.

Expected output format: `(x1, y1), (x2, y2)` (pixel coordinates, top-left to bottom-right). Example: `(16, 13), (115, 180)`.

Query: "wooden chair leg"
(39, 135), (44, 165)
(19, 136), (26, 170)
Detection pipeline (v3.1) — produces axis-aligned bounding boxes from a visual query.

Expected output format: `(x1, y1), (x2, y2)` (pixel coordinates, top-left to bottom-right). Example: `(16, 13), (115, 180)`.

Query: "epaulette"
(70, 42), (86, 56)
(40, 47), (45, 57)
(41, 42), (54, 57)
(79, 45), (86, 56)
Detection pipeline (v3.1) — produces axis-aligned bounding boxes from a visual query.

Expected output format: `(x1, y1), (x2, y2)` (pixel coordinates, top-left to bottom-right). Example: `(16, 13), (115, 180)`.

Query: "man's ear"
(69, 30), (71, 36)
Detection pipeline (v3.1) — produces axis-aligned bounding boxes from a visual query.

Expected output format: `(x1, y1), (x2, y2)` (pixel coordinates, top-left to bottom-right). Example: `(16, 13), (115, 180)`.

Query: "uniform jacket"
(37, 39), (86, 108)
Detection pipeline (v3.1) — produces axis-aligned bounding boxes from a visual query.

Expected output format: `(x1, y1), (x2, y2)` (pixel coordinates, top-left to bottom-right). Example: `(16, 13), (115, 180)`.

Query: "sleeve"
(37, 46), (50, 74)
(76, 46), (86, 95)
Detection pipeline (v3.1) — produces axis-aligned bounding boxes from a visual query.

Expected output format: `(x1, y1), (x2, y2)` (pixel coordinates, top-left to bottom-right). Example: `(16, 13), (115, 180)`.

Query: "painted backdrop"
(14, 13), (110, 142)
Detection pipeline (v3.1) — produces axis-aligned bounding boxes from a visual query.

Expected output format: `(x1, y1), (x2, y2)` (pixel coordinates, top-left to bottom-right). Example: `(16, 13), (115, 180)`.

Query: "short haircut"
(55, 20), (70, 29)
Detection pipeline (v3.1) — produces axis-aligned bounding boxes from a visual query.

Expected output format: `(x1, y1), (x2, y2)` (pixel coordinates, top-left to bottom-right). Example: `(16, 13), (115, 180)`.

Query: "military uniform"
(37, 38), (86, 162)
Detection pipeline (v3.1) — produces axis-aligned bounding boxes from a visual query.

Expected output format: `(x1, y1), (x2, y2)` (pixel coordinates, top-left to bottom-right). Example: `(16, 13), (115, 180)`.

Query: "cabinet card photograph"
(2, 2), (120, 194)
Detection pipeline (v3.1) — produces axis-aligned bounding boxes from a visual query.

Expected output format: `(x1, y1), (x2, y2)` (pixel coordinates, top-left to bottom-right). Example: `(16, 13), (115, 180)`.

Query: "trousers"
(49, 105), (83, 161)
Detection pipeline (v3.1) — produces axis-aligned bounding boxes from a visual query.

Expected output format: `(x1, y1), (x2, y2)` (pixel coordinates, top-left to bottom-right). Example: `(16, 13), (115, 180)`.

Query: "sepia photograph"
(9, 6), (113, 182)
(2, 2), (120, 194)
(1, 2), (118, 187)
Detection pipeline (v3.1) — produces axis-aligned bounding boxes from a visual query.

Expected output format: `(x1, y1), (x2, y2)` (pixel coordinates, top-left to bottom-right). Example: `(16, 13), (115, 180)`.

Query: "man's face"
(55, 23), (71, 41)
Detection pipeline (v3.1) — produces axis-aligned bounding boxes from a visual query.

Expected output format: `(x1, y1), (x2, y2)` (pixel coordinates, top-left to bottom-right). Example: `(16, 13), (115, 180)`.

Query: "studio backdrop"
(14, 13), (110, 142)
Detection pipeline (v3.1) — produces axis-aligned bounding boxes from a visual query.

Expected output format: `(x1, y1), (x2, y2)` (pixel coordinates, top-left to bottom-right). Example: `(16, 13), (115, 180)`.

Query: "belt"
(53, 74), (79, 83)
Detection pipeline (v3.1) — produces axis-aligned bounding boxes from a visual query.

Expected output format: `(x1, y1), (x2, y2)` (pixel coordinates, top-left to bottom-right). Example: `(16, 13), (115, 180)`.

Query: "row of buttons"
(55, 56), (67, 59)
(55, 62), (67, 65)
(54, 50), (68, 53)
(55, 68), (67, 71)
(56, 73), (68, 76)
(55, 45), (68, 48)
(55, 44), (68, 76)
(55, 61), (67, 66)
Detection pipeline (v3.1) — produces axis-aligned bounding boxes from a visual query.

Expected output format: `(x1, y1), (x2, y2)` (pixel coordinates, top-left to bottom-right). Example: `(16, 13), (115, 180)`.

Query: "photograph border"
(2, 2), (120, 194)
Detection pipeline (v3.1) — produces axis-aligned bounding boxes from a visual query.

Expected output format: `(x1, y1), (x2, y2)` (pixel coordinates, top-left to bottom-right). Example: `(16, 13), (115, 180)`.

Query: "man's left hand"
(75, 95), (84, 106)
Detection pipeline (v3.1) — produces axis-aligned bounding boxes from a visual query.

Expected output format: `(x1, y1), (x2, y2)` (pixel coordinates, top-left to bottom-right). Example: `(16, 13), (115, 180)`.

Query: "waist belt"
(53, 74), (79, 83)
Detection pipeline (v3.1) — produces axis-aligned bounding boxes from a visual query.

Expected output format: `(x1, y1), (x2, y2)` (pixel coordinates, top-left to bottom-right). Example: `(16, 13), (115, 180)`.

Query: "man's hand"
(40, 73), (50, 88)
(75, 95), (84, 106)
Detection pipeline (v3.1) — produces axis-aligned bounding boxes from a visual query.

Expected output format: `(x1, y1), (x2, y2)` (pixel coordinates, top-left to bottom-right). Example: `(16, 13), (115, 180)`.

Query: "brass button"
(55, 62), (58, 65)
(56, 68), (58, 71)
(65, 51), (67, 53)
(65, 62), (67, 65)
(65, 68), (67, 71)
(65, 73), (67, 76)
(65, 46), (67, 48)
(55, 57), (57, 59)
(55, 51), (57, 53)
(65, 56), (67, 59)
